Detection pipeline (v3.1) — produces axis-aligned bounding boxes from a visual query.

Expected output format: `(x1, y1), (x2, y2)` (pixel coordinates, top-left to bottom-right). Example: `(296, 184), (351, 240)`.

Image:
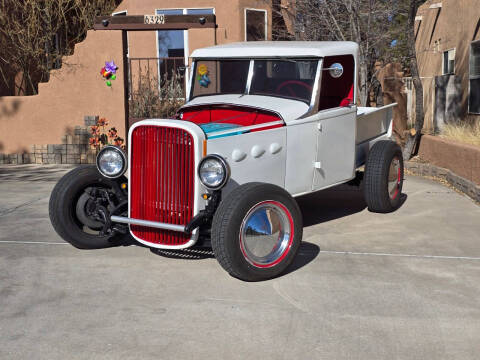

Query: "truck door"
(312, 106), (357, 190)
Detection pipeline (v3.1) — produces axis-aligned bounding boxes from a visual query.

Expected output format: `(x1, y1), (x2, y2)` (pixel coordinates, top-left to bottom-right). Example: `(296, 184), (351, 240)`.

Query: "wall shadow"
(0, 164), (75, 182)
(0, 97), (21, 119)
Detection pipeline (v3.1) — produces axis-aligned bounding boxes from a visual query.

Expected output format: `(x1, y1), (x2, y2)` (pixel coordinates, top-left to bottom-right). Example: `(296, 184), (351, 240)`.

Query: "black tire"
(211, 183), (303, 281)
(49, 165), (127, 249)
(364, 140), (404, 213)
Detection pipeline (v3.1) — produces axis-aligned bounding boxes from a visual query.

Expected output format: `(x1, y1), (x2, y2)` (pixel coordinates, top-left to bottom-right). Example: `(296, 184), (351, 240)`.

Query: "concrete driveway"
(1, 165), (479, 360)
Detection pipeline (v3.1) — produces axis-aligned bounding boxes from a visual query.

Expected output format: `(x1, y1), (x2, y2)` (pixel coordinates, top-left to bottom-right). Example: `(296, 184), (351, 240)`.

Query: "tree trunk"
(402, 0), (424, 160)
(358, 60), (369, 106)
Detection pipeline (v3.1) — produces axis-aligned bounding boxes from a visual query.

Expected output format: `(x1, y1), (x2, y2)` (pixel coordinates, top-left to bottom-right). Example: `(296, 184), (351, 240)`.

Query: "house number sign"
(144, 14), (165, 25)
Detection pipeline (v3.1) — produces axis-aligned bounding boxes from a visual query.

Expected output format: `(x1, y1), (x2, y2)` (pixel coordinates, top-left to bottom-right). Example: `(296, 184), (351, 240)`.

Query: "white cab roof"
(190, 41), (359, 59)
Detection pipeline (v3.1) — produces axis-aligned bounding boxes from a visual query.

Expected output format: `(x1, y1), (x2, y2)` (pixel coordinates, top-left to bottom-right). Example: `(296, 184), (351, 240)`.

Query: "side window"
(318, 55), (355, 111)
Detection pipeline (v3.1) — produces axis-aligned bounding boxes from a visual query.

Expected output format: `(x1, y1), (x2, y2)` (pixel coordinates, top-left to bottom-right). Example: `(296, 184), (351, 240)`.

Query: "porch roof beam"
(93, 14), (216, 31)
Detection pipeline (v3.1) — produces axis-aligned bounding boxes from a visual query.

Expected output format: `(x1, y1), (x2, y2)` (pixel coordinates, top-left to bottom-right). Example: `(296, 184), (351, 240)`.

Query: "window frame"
(469, 40), (480, 114)
(112, 10), (128, 57)
(442, 48), (456, 75)
(155, 7), (215, 89)
(244, 8), (268, 41)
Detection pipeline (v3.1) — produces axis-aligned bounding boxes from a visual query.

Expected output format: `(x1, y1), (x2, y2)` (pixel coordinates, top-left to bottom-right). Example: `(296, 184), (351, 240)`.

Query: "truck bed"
(355, 103), (397, 167)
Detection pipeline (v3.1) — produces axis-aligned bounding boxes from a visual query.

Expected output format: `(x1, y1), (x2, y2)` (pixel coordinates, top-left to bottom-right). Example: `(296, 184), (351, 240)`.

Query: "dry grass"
(439, 121), (480, 147)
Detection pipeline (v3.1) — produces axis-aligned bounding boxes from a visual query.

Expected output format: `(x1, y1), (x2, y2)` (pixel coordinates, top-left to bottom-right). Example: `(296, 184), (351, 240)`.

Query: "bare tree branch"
(0, 0), (120, 95)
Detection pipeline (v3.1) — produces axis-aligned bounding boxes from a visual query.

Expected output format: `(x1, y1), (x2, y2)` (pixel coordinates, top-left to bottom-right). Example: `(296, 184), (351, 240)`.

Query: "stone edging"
(405, 161), (480, 204)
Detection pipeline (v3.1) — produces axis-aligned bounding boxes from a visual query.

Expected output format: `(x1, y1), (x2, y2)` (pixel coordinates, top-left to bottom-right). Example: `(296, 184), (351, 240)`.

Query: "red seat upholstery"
(340, 85), (354, 107)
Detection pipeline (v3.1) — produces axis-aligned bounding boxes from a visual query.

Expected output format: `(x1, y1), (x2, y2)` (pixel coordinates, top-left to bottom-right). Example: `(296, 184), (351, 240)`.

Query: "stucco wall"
(0, 30), (125, 154)
(418, 134), (480, 185)
(415, 0), (480, 128)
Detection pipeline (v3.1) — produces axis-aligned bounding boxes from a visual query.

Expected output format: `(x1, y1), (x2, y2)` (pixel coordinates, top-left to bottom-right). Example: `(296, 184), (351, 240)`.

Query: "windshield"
(190, 59), (319, 104)
(191, 60), (250, 98)
(250, 59), (317, 103)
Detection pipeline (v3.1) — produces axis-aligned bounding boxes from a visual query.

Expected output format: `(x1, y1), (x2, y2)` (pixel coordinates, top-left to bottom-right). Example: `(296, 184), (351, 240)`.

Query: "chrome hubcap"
(388, 157), (401, 200)
(239, 201), (293, 268)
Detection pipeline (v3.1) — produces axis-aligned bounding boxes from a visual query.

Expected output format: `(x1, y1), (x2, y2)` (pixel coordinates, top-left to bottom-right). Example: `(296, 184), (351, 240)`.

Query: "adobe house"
(0, 0), (273, 164)
(414, 0), (480, 131)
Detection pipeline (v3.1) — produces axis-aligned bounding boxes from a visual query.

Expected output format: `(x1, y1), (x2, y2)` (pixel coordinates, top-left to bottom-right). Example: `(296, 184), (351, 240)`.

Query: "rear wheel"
(364, 141), (404, 213)
(49, 165), (128, 249)
(211, 183), (303, 281)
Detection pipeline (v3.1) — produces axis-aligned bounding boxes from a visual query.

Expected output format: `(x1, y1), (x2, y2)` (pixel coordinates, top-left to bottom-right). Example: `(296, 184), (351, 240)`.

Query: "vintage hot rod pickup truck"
(49, 41), (403, 281)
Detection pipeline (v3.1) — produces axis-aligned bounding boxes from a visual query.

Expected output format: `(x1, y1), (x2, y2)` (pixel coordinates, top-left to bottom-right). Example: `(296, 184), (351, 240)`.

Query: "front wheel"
(211, 183), (303, 281)
(49, 165), (128, 249)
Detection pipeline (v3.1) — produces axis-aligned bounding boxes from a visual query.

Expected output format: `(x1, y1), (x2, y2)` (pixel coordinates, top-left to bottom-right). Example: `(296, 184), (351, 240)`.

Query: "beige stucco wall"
(415, 0), (480, 129)
(0, 30), (125, 154)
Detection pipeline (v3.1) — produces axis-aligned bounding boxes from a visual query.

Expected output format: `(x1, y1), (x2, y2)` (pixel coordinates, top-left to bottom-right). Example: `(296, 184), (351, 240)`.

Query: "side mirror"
(324, 63), (344, 78)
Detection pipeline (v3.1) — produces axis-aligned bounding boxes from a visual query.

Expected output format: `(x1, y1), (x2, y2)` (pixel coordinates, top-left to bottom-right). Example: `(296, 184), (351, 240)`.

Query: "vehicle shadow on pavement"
(148, 240), (320, 277)
(296, 184), (368, 227)
(284, 241), (320, 276)
(296, 184), (407, 227)
(150, 242), (320, 277)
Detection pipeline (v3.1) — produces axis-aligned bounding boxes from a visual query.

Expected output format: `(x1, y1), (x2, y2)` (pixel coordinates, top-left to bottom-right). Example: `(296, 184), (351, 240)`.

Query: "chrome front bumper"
(110, 215), (186, 233)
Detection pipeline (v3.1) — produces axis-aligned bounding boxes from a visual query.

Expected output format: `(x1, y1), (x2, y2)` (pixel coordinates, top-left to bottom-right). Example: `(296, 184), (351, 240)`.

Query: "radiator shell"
(127, 120), (205, 249)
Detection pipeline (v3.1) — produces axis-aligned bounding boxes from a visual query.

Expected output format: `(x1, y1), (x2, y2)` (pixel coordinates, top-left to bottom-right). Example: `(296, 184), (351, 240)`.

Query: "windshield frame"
(188, 57), (322, 108)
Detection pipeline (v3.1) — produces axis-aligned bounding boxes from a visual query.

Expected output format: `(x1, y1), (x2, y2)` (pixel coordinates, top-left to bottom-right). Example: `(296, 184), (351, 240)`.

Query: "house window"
(443, 49), (455, 75)
(245, 9), (267, 41)
(469, 41), (480, 114)
(186, 8), (215, 15)
(156, 8), (214, 81)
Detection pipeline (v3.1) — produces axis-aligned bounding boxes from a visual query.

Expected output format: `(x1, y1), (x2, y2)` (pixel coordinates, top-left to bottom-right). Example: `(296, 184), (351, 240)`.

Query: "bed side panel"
(356, 105), (394, 144)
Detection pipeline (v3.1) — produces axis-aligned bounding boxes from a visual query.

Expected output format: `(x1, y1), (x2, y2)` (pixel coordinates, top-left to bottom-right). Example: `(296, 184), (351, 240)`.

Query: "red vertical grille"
(130, 125), (195, 246)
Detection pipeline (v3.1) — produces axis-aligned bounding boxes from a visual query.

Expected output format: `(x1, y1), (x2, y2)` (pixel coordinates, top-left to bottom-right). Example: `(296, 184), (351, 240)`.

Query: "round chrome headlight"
(198, 154), (229, 190)
(96, 146), (127, 178)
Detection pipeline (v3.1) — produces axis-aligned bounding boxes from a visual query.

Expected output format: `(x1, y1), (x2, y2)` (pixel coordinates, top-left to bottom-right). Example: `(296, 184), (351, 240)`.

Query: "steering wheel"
(275, 80), (313, 98)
